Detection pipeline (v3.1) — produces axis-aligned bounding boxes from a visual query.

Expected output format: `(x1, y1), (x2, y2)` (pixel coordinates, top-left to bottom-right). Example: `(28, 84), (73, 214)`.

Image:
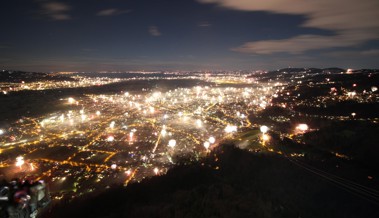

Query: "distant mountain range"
(268, 68), (379, 74)
(1, 68), (378, 83)
(0, 70), (75, 82)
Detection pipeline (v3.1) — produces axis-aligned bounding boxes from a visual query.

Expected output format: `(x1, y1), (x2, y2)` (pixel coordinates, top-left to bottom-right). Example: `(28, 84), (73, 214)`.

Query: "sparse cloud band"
(40, 1), (72, 20)
(97, 8), (130, 16)
(149, 26), (161, 36)
(199, 0), (379, 54)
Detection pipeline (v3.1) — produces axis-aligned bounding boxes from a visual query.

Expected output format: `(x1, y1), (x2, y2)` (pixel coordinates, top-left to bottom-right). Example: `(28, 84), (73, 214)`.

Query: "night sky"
(0, 0), (378, 72)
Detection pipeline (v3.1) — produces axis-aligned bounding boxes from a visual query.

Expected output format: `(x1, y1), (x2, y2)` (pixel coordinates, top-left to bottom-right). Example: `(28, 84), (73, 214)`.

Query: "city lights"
(0, 72), (283, 203)
(15, 156), (24, 169)
(260, 126), (269, 134)
(2, 1), (378, 212)
(107, 136), (115, 142)
(262, 134), (270, 142)
(196, 119), (202, 128)
(161, 129), (167, 137)
(153, 167), (159, 175)
(68, 97), (75, 104)
(296, 124), (309, 132)
(209, 136), (216, 144)
(225, 125), (237, 133)
(110, 121), (115, 129)
(168, 139), (176, 148)
(203, 141), (210, 150)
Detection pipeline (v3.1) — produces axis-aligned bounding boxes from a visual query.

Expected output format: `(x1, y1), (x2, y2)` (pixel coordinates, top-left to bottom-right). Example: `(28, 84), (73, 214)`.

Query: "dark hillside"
(46, 144), (379, 218)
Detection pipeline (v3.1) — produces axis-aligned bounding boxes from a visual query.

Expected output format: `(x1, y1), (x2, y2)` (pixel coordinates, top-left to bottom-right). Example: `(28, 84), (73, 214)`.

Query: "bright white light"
(163, 114), (169, 119)
(149, 107), (155, 113)
(168, 139), (176, 148)
(15, 156), (24, 168)
(129, 132), (134, 138)
(225, 125), (237, 133)
(153, 92), (161, 98)
(124, 92), (129, 97)
(259, 102), (267, 109)
(68, 97), (75, 104)
(80, 109), (84, 114)
(110, 121), (115, 129)
(59, 114), (65, 122)
(154, 167), (159, 175)
(0, 129), (4, 135)
(372, 86), (378, 92)
(262, 134), (270, 141)
(203, 141), (210, 150)
(96, 111), (101, 116)
(260, 125), (269, 134)
(178, 112), (183, 117)
(296, 124), (309, 131)
(196, 119), (202, 127)
(111, 164), (117, 170)
(209, 136), (216, 144)
(81, 114), (86, 121)
(161, 129), (167, 137)
(125, 169), (132, 176)
(107, 136), (114, 142)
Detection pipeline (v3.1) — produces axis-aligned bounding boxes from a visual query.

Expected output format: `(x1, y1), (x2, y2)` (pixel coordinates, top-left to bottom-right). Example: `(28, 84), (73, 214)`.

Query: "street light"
(168, 139), (176, 148)
(209, 136), (216, 144)
(260, 125), (269, 134)
(203, 141), (210, 150)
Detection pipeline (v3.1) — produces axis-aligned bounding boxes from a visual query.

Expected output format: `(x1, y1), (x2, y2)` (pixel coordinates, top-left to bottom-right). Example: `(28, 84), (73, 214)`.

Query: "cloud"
(198, 0), (379, 54)
(325, 49), (379, 57)
(40, 2), (71, 20)
(97, 8), (130, 16)
(232, 34), (365, 54)
(361, 49), (379, 56)
(149, 26), (161, 36)
(198, 21), (211, 27)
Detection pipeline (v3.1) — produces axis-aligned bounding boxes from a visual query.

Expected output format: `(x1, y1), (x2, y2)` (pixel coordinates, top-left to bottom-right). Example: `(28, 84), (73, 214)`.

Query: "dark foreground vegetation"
(46, 144), (379, 218)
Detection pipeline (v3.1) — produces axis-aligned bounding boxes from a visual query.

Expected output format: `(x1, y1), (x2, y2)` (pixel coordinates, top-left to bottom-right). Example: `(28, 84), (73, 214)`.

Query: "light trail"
(124, 169), (138, 186)
(152, 132), (162, 153)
